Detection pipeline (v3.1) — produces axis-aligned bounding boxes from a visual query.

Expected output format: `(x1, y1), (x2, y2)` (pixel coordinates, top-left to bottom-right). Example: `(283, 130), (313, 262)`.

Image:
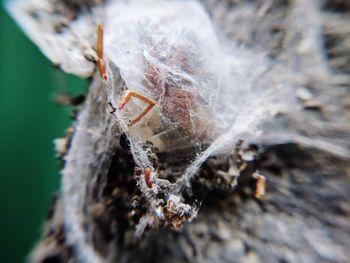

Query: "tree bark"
(30, 1), (350, 262)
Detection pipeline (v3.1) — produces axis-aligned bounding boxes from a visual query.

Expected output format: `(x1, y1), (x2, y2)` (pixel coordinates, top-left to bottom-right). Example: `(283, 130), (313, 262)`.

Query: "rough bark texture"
(31, 0), (350, 263)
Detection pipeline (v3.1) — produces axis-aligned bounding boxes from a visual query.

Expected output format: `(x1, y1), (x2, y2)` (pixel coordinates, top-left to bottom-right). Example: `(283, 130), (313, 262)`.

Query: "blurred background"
(0, 2), (86, 262)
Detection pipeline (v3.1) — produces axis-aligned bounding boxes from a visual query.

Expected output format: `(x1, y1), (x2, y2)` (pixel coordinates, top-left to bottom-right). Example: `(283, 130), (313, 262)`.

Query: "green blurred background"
(0, 3), (86, 262)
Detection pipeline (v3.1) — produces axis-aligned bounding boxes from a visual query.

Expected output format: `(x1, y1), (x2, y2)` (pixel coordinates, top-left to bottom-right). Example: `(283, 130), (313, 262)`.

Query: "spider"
(96, 24), (154, 126)
(96, 24), (210, 138)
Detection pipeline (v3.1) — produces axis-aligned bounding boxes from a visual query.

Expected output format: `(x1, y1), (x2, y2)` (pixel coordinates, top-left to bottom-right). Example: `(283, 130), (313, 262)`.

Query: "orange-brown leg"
(144, 167), (152, 188)
(118, 90), (156, 126)
(253, 173), (266, 199)
(97, 24), (107, 81)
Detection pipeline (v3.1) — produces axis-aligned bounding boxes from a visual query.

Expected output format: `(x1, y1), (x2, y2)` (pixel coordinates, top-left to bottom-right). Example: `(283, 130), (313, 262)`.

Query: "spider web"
(103, 0), (293, 190)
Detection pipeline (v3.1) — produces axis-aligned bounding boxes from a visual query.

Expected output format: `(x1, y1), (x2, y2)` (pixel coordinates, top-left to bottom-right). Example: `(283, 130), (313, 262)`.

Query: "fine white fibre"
(7, 0), (349, 207)
(103, 0), (295, 184)
(7, 0), (350, 261)
(104, 1), (221, 140)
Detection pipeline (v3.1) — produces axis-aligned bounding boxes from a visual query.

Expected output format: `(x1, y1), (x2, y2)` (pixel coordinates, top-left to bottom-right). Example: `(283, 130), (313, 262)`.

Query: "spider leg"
(118, 90), (156, 126)
(96, 24), (107, 81)
(253, 173), (266, 199)
(144, 167), (152, 188)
